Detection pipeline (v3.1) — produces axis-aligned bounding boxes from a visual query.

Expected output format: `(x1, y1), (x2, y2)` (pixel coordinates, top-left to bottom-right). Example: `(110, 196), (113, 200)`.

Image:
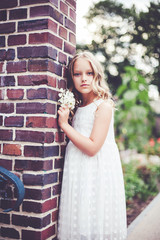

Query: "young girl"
(57, 52), (127, 240)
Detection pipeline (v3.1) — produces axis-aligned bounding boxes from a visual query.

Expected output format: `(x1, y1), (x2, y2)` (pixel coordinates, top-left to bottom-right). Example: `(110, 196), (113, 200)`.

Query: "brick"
(60, 1), (68, 16)
(52, 209), (58, 222)
(27, 88), (58, 101)
(22, 225), (55, 240)
(24, 145), (59, 158)
(59, 52), (67, 65)
(28, 59), (62, 75)
(0, 116), (2, 126)
(60, 144), (66, 156)
(42, 198), (57, 213)
(47, 76), (57, 87)
(58, 79), (67, 89)
(9, 8), (27, 20)
(18, 75), (56, 87)
(59, 26), (67, 40)
(1, 227), (19, 239)
(48, 32), (62, 49)
(27, 88), (47, 100)
(23, 198), (57, 213)
(7, 61), (26, 73)
(20, 0), (58, 7)
(0, 22), (15, 34)
(7, 89), (24, 100)
(0, 10), (7, 21)
(29, 32), (49, 44)
(26, 116), (47, 128)
(0, 130), (12, 141)
(0, 103), (14, 113)
(22, 229), (41, 240)
(23, 174), (43, 186)
(0, 213), (10, 224)
(16, 130), (45, 143)
(18, 19), (48, 32)
(28, 59), (48, 72)
(55, 132), (65, 142)
(42, 225), (56, 240)
(48, 60), (62, 76)
(0, 159), (12, 170)
(15, 159), (52, 171)
(30, 5), (63, 24)
(25, 188), (51, 200)
(8, 34), (26, 46)
(16, 102), (56, 114)
(59, 170), (63, 182)
(12, 214), (50, 229)
(0, 36), (5, 47)
(48, 19), (58, 33)
(23, 172), (57, 186)
(3, 144), (21, 156)
(26, 116), (57, 128)
(18, 46), (57, 60)
(0, 49), (15, 61)
(0, 89), (4, 100)
(0, 0), (17, 9)
(65, 17), (76, 33)
(70, 8), (76, 21)
(47, 88), (58, 101)
(66, 0), (76, 9)
(53, 184), (61, 196)
(0, 76), (15, 86)
(29, 32), (62, 49)
(69, 32), (76, 45)
(64, 42), (76, 55)
(44, 132), (54, 143)
(50, 0), (58, 8)
(0, 62), (4, 73)
(54, 158), (64, 169)
(4, 116), (24, 127)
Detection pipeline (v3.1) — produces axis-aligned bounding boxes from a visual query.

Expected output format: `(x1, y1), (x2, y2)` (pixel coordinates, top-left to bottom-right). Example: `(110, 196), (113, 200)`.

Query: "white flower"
(58, 88), (75, 110)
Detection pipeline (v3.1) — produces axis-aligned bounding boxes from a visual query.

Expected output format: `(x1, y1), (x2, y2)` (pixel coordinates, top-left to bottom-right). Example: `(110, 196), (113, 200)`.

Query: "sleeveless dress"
(58, 99), (127, 240)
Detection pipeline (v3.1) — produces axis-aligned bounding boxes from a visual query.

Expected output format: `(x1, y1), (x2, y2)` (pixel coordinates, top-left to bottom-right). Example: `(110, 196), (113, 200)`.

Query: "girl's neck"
(81, 93), (99, 107)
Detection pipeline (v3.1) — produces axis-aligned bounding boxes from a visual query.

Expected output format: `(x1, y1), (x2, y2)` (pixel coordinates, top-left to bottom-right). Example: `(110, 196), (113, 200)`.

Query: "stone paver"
(127, 193), (160, 240)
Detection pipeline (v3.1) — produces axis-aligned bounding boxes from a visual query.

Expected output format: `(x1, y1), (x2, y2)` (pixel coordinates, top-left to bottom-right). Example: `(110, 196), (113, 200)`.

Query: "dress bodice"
(72, 99), (116, 143)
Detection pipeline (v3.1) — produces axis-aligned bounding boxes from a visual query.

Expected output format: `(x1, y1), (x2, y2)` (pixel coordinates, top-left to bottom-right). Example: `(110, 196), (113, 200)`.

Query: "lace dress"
(58, 99), (127, 240)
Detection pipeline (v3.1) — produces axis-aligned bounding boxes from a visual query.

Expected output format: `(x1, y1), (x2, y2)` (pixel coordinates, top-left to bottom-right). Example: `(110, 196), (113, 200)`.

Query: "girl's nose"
(82, 73), (87, 82)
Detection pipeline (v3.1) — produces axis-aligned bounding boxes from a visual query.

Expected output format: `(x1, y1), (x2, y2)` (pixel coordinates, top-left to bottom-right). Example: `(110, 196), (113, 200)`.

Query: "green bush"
(123, 161), (159, 203)
(115, 66), (155, 152)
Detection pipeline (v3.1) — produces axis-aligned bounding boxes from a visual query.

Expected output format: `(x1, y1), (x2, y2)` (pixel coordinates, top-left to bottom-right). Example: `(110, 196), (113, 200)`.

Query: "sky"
(76, 0), (155, 43)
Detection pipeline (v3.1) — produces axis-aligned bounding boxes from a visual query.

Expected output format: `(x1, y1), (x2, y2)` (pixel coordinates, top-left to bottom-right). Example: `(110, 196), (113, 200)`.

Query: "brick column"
(0, 0), (76, 239)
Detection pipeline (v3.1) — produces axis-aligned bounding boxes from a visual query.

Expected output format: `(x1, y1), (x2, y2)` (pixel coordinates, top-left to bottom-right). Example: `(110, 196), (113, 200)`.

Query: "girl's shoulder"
(94, 98), (114, 111)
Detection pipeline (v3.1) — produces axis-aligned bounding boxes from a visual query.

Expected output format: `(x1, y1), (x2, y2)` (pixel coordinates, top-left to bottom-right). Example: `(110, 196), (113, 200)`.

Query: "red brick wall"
(0, 0), (76, 239)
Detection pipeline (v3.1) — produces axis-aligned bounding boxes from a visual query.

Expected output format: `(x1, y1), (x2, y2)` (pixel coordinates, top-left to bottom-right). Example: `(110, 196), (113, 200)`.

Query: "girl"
(58, 52), (127, 240)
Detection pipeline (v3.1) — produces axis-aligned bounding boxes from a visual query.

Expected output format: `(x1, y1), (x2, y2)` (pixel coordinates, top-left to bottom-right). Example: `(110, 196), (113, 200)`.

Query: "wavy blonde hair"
(68, 51), (113, 106)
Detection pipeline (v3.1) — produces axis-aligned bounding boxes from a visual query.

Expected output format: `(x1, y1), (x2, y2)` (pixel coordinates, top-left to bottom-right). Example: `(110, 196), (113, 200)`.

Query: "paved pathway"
(127, 193), (160, 240)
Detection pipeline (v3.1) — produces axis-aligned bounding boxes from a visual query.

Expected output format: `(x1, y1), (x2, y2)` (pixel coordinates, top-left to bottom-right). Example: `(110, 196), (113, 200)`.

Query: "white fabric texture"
(58, 99), (127, 240)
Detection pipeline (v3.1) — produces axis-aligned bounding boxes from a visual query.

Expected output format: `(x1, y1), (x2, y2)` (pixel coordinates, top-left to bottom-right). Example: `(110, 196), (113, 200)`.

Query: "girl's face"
(72, 58), (95, 97)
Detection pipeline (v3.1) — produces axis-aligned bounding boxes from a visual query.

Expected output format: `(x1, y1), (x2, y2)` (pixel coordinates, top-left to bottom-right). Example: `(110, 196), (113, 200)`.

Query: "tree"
(114, 66), (154, 151)
(77, 0), (160, 93)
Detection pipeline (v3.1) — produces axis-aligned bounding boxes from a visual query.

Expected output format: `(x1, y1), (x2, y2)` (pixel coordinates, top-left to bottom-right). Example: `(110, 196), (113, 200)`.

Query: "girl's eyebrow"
(74, 68), (93, 72)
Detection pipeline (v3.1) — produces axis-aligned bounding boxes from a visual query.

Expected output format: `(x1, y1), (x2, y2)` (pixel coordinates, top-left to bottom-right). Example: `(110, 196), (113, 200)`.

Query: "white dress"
(58, 99), (127, 240)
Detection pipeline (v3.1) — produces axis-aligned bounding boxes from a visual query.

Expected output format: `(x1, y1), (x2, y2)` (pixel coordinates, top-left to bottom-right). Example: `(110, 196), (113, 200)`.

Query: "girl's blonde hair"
(68, 51), (113, 106)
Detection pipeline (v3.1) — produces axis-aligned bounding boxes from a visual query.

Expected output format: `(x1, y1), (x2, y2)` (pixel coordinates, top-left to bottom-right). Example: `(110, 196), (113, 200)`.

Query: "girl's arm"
(58, 102), (112, 156)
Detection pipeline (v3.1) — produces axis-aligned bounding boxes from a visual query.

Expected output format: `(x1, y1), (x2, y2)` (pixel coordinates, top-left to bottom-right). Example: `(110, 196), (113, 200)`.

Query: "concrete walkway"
(127, 193), (160, 240)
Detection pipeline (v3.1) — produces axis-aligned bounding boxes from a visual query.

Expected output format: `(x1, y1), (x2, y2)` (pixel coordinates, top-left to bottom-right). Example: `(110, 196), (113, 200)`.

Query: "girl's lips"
(81, 84), (89, 87)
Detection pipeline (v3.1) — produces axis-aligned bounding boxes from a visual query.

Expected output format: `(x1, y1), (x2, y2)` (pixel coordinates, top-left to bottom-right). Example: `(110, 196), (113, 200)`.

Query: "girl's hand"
(58, 106), (70, 129)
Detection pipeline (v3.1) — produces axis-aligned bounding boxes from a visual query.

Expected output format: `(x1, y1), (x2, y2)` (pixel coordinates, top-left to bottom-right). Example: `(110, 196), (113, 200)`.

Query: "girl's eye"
(73, 73), (80, 76)
(88, 72), (94, 76)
